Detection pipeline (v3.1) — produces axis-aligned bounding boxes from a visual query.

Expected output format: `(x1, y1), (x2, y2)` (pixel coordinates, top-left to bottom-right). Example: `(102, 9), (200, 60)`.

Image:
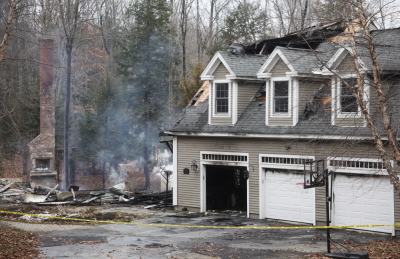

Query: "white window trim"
(258, 154), (316, 223)
(212, 80), (231, 117)
(327, 157), (392, 175)
(333, 75), (369, 119)
(265, 80), (269, 125)
(259, 154), (315, 170)
(232, 81), (238, 124)
(270, 77), (291, 118)
(292, 78), (299, 126)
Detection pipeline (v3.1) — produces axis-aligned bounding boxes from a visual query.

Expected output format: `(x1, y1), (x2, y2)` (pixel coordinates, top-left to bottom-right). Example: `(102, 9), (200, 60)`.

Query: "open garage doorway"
(205, 165), (248, 211)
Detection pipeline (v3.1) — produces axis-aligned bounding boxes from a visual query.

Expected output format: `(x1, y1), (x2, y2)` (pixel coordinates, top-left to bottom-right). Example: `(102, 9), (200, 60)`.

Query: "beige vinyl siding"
(315, 186), (326, 224)
(176, 136), (400, 227)
(211, 116), (232, 124)
(271, 59), (290, 77)
(237, 82), (263, 119)
(337, 53), (357, 73)
(176, 136), (386, 219)
(298, 80), (326, 117)
(268, 117), (293, 125)
(214, 63), (229, 79)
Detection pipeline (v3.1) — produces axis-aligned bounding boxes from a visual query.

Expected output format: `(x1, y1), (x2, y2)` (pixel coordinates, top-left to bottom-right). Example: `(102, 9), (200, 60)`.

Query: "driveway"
(2, 208), (394, 259)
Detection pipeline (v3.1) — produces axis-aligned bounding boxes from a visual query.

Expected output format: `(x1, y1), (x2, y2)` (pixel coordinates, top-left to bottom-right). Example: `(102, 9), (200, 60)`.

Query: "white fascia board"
(257, 73), (271, 79)
(321, 48), (347, 74)
(286, 72), (299, 77)
(201, 75), (214, 80)
(164, 131), (378, 141)
(200, 52), (236, 79)
(226, 76), (261, 81)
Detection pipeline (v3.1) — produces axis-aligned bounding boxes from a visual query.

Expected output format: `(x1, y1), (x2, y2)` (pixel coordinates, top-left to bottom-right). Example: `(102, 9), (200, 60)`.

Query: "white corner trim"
(172, 136), (178, 206)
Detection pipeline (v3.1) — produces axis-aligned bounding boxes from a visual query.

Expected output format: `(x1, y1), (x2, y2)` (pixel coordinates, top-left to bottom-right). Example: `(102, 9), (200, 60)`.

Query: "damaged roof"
(167, 26), (400, 139)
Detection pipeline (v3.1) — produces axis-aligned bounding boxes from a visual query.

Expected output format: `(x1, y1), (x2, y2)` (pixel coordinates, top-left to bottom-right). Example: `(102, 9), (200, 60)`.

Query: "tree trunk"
(181, 0), (187, 78)
(300, 0), (309, 30)
(64, 42), (72, 191)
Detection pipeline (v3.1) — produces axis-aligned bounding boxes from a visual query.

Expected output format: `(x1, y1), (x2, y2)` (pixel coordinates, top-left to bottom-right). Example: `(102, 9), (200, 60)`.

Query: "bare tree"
(0, 0), (20, 61)
(316, 0), (400, 197)
(58, 0), (86, 190)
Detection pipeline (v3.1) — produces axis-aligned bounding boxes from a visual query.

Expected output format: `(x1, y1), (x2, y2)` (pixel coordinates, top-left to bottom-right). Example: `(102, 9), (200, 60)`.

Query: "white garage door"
(333, 175), (394, 234)
(265, 170), (315, 224)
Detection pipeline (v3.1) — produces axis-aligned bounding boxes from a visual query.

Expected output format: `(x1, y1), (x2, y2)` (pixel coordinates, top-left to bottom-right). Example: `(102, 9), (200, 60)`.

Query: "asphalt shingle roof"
(168, 28), (400, 139)
(218, 51), (268, 77)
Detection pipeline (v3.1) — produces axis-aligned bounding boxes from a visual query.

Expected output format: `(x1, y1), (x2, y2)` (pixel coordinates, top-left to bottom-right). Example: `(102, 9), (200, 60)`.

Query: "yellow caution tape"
(0, 210), (399, 230)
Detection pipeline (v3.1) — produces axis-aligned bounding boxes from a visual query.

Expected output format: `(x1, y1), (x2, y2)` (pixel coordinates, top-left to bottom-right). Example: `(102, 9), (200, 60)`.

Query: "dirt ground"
(0, 203), (397, 259)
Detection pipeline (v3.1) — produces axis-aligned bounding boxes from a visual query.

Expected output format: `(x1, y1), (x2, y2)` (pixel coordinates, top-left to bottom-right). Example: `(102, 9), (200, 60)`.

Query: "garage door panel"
(333, 175), (393, 234)
(265, 170), (314, 224)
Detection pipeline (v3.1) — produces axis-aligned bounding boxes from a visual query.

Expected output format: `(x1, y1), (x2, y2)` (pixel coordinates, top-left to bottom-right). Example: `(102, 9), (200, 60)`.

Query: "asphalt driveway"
(29, 211), (394, 259)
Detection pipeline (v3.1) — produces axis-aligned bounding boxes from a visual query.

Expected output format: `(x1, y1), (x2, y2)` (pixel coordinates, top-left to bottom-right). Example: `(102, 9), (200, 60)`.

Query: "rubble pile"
(0, 179), (172, 209)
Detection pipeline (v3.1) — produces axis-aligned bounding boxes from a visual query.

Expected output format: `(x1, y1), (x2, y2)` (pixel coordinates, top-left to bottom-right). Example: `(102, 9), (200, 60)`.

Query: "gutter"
(163, 131), (383, 141)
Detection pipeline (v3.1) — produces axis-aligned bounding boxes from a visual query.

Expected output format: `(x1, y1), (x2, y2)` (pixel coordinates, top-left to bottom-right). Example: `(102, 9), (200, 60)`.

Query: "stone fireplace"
(28, 39), (58, 187)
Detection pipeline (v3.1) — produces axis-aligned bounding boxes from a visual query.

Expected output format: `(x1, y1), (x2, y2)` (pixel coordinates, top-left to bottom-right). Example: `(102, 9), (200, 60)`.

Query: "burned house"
(27, 39), (57, 187)
(165, 22), (400, 235)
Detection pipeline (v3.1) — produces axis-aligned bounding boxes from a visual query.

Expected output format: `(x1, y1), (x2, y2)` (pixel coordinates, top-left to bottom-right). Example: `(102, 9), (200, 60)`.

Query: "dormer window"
(273, 81), (289, 113)
(332, 76), (367, 126)
(215, 83), (229, 114)
(340, 78), (358, 113)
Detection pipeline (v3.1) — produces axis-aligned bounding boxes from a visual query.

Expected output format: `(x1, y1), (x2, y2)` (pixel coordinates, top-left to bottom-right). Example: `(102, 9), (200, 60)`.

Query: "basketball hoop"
(303, 160), (326, 189)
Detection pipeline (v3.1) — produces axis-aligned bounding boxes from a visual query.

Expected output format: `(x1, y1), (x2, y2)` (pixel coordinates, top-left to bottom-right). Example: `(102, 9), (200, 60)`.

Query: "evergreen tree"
(220, 2), (269, 49)
(117, 0), (172, 189)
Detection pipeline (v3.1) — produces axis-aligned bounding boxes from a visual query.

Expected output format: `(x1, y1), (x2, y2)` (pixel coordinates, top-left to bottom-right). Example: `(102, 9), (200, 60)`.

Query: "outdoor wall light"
(191, 160), (199, 171)
(183, 168), (189, 174)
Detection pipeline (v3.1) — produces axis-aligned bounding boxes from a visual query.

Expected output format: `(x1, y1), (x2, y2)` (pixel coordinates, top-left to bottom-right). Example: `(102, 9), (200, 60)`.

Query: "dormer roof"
(201, 51), (268, 80)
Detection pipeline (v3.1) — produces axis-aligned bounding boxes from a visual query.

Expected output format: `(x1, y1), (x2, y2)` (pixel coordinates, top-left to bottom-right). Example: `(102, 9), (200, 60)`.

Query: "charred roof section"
(244, 21), (346, 55)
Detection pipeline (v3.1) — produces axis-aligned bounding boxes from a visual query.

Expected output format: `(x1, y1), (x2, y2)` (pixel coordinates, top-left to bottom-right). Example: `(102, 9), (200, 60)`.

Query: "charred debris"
(0, 179), (172, 209)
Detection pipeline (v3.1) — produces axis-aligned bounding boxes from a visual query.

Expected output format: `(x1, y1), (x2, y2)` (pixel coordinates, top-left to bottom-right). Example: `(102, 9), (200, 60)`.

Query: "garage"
(264, 170), (315, 224)
(332, 174), (394, 234)
(206, 165), (248, 211)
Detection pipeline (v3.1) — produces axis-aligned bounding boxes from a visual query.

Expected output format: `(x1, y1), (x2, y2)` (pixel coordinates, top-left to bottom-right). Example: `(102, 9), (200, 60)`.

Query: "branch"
(0, 0), (20, 61)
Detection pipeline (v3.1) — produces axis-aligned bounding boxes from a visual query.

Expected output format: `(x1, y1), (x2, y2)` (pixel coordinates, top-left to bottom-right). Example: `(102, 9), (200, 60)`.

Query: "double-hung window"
(215, 83), (229, 114)
(340, 78), (358, 113)
(273, 81), (289, 113)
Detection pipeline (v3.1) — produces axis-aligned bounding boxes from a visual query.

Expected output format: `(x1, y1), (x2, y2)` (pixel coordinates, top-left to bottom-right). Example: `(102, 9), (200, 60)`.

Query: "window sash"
(215, 83), (229, 113)
(340, 78), (358, 113)
(273, 81), (289, 113)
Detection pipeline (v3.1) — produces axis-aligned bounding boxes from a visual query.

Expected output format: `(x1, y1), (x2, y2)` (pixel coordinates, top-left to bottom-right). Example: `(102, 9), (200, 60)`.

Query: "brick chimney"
(28, 39), (57, 187)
